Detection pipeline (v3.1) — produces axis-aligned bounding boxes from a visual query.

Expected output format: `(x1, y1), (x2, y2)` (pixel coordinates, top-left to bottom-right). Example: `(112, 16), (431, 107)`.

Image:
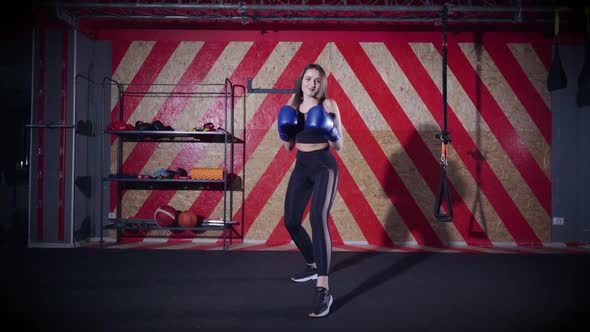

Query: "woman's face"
(302, 68), (322, 98)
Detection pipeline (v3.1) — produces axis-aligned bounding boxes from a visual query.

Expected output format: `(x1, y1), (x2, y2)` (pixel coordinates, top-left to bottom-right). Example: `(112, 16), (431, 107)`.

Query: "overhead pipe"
(60, 3), (555, 14)
(55, 2), (559, 28)
(55, 1), (558, 24)
(69, 14), (551, 23)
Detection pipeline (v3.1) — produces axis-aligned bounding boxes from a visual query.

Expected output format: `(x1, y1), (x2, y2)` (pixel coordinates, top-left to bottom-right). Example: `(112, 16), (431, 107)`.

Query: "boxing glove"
(277, 105), (299, 141)
(305, 105), (340, 142)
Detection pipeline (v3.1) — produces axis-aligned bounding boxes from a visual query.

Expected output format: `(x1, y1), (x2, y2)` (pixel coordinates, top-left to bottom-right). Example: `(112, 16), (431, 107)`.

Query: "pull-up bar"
(247, 77), (298, 94)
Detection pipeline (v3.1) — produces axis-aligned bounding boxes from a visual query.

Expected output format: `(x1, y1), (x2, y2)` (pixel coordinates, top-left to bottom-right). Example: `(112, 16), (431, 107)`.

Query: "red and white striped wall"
(99, 30), (555, 249)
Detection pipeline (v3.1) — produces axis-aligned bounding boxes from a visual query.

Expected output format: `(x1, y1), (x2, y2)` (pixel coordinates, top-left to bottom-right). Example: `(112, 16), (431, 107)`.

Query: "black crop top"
(295, 105), (331, 144)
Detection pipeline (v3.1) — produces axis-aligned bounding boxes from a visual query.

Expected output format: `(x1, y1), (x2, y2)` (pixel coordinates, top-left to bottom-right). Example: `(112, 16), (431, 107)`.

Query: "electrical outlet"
(552, 217), (565, 226)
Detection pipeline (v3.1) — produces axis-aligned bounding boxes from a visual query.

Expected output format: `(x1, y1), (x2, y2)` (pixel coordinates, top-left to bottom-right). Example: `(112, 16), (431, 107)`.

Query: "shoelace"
(311, 287), (329, 313)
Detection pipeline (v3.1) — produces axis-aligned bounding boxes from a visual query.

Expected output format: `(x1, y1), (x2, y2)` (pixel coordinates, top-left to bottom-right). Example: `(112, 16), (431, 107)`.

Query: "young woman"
(277, 63), (343, 318)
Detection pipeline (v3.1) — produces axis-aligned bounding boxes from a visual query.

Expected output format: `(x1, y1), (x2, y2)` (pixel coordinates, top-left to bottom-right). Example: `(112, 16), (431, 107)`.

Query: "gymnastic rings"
(434, 5), (453, 223)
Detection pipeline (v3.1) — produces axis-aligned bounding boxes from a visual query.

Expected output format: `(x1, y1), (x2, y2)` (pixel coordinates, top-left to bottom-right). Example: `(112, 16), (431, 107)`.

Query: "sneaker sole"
(309, 295), (333, 318)
(291, 274), (318, 283)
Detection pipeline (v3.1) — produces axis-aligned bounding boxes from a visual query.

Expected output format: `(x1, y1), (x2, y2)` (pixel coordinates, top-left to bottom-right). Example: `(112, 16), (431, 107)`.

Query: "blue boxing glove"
(277, 105), (299, 141)
(305, 105), (340, 142)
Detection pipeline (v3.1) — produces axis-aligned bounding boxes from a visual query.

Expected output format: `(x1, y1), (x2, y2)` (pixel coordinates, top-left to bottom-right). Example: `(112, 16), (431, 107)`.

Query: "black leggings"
(284, 147), (338, 276)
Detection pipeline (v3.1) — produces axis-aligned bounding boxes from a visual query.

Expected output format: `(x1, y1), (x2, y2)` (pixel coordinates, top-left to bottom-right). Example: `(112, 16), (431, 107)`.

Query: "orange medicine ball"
(178, 210), (198, 227)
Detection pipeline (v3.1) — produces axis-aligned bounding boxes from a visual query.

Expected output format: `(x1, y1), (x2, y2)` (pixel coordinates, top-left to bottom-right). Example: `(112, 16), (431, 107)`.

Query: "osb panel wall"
(105, 31), (552, 246)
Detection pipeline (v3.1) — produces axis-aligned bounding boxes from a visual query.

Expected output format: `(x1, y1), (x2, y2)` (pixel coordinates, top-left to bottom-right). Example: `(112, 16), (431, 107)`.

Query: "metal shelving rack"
(100, 78), (245, 250)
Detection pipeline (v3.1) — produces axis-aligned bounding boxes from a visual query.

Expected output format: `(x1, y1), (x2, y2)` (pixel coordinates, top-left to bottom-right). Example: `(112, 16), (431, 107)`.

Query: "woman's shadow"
(329, 124), (472, 312)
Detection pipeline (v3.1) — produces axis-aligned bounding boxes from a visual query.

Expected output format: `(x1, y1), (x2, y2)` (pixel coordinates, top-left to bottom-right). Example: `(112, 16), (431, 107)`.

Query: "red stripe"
(132, 41), (271, 219)
(111, 40), (132, 74)
(484, 40), (551, 144)
(58, 29), (68, 241)
(191, 42), (329, 234)
(337, 42), (444, 246)
(397, 43), (542, 246)
(446, 40), (551, 214)
(97, 30), (565, 45)
(36, 29), (46, 241)
(266, 216), (292, 245)
(96, 30), (443, 43)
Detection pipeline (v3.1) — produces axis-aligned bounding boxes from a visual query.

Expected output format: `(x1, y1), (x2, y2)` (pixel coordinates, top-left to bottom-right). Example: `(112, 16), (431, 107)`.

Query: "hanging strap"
(434, 4), (453, 222)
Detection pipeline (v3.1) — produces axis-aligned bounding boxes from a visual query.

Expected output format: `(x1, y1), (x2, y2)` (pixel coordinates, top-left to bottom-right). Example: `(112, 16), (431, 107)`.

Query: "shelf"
(102, 78), (245, 249)
(106, 218), (239, 231)
(106, 175), (225, 183)
(105, 175), (242, 191)
(106, 130), (243, 143)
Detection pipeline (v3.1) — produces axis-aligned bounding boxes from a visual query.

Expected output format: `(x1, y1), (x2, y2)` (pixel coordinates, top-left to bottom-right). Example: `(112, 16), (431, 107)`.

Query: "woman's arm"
(324, 99), (344, 152)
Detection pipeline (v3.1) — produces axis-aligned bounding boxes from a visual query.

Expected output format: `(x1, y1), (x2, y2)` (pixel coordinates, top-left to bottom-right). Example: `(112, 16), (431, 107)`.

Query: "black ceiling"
(31, 1), (587, 34)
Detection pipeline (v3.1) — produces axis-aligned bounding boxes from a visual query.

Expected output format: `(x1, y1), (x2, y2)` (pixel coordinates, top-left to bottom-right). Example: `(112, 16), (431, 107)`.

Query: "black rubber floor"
(4, 248), (589, 331)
